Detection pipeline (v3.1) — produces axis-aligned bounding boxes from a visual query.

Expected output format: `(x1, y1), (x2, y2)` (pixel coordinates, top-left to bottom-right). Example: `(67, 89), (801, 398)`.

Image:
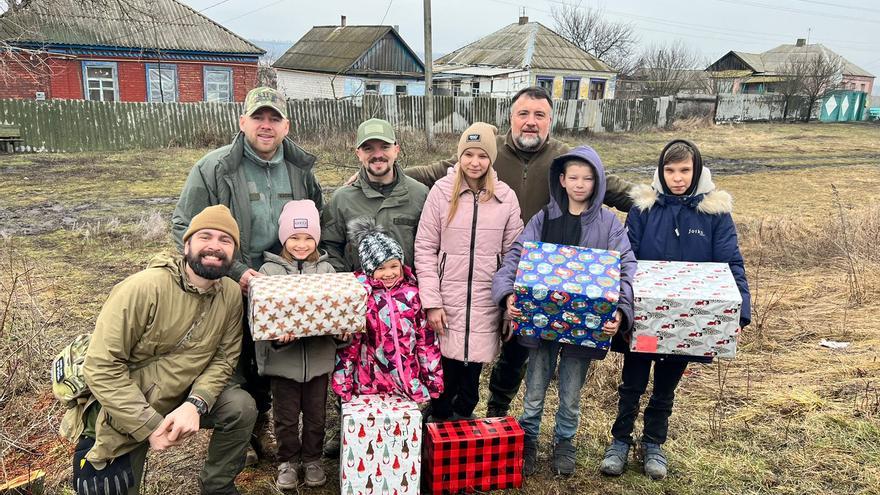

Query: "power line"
(222, 0), (287, 24)
(379, 0), (394, 26)
(102, 0), (234, 45)
(713, 0), (880, 25)
(789, 0), (880, 14)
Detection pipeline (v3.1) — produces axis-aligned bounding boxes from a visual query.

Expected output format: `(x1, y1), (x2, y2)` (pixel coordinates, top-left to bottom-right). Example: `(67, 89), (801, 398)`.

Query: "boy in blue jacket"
(600, 140), (751, 480)
(493, 145), (637, 477)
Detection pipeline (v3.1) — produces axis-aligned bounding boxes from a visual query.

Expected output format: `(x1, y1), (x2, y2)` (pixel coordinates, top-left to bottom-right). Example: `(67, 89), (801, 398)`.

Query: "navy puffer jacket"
(611, 167), (751, 363)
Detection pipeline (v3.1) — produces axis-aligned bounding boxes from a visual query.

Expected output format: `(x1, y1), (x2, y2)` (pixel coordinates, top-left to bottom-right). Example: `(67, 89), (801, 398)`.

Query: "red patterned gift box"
(423, 417), (524, 494)
(248, 273), (368, 340)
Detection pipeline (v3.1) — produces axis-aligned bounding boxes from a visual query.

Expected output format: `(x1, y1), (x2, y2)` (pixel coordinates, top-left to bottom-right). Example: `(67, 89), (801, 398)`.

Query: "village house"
(707, 39), (874, 95)
(272, 17), (425, 100)
(0, 0), (263, 102)
(433, 16), (617, 100)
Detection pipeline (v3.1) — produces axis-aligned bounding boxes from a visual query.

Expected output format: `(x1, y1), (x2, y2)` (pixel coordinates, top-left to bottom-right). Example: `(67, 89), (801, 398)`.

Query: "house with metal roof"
(272, 17), (425, 99)
(0, 0), (264, 102)
(707, 39), (874, 95)
(433, 16), (617, 100)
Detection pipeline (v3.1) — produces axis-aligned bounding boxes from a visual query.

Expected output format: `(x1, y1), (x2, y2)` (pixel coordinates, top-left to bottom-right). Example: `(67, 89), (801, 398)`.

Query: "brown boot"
(252, 411), (278, 461)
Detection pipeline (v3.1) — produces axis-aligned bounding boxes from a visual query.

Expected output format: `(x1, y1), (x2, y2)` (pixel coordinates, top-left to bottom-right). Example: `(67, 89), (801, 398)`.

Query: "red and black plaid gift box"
(423, 416), (524, 493)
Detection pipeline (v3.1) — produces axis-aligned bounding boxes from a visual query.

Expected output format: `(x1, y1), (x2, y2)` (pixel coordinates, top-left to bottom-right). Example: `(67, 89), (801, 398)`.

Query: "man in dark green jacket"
(320, 118), (429, 273)
(171, 87), (323, 461)
(404, 87), (634, 418)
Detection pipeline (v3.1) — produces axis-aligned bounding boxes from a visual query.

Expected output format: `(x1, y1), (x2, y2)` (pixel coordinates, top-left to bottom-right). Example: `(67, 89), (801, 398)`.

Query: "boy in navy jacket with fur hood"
(600, 140), (751, 480)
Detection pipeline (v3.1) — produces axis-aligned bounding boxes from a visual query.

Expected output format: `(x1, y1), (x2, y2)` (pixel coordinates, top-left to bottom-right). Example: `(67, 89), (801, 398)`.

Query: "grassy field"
(1, 121), (879, 494)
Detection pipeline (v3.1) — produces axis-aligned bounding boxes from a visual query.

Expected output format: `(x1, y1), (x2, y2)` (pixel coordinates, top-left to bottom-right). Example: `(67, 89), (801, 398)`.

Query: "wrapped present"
(631, 260), (742, 358)
(340, 394), (422, 495)
(248, 273), (367, 340)
(511, 241), (621, 349)
(423, 416), (524, 494)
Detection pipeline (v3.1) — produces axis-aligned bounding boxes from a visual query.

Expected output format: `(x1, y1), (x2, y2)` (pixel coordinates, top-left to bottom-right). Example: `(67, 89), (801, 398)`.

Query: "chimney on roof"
(796, 38), (806, 47)
(341, 15), (347, 27)
(519, 15), (529, 25)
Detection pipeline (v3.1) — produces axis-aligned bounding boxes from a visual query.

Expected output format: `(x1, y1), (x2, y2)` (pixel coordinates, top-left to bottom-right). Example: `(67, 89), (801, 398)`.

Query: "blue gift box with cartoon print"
(511, 241), (621, 349)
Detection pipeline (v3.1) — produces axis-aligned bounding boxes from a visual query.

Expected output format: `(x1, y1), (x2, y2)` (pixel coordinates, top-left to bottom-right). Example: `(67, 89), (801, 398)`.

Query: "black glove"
(72, 436), (135, 495)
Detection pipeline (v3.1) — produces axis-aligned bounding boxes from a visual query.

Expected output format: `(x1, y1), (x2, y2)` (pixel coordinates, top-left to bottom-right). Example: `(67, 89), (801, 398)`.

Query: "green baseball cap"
(243, 86), (288, 120)
(356, 118), (396, 148)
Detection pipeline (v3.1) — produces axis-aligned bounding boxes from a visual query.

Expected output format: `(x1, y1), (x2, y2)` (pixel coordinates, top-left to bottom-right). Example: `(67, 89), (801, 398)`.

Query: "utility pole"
(423, 0), (435, 150)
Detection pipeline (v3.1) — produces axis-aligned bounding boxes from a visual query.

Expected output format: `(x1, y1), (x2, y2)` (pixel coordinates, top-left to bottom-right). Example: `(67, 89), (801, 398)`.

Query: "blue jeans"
(519, 341), (592, 444)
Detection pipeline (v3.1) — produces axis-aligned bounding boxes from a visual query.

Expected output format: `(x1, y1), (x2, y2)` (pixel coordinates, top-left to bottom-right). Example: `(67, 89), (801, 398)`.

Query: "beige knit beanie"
(457, 122), (498, 165)
(183, 205), (240, 249)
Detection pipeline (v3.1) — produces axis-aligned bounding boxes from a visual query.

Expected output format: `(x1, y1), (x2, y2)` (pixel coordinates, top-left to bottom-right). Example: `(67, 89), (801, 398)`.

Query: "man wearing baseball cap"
(321, 118), (428, 274)
(172, 86), (324, 463)
(319, 118), (429, 456)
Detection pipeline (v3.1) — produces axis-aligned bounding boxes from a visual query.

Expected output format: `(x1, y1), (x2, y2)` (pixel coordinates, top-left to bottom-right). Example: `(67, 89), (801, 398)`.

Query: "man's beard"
(186, 249), (232, 280)
(366, 158), (392, 177)
(513, 133), (544, 152)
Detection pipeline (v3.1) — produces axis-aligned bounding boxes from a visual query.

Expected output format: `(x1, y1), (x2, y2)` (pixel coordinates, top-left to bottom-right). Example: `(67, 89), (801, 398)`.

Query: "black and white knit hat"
(347, 216), (404, 276)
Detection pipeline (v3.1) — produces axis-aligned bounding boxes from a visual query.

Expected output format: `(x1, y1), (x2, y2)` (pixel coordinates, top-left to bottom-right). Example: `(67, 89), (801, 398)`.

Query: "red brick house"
(0, 0), (264, 102)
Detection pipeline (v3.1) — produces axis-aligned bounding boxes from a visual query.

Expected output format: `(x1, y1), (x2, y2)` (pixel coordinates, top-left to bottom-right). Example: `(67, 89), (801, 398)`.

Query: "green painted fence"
(0, 95), (675, 152)
(819, 90), (868, 122)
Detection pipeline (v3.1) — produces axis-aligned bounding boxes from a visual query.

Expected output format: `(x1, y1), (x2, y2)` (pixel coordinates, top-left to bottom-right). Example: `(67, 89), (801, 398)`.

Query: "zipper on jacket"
(496, 253), (502, 271)
(463, 191), (479, 366)
(384, 291), (407, 382)
(297, 260), (307, 379)
(438, 252), (447, 283)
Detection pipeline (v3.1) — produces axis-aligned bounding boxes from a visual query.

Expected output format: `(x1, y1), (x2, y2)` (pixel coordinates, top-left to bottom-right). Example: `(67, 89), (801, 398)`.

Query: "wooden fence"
(0, 95), (675, 152)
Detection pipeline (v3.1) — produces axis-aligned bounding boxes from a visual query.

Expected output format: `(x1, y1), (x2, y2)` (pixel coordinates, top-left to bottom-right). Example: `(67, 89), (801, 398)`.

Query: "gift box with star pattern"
(511, 241), (621, 349)
(248, 273), (368, 340)
(631, 260), (742, 358)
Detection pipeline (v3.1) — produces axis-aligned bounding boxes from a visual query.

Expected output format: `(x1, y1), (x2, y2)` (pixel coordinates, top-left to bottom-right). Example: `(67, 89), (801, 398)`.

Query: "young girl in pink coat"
(415, 122), (524, 421)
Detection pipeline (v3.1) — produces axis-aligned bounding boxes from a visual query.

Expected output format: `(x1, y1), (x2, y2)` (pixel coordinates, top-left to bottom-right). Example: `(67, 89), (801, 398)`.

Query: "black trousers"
(239, 301), (272, 414)
(485, 338), (530, 414)
(610, 353), (689, 445)
(431, 357), (483, 420)
(271, 374), (329, 464)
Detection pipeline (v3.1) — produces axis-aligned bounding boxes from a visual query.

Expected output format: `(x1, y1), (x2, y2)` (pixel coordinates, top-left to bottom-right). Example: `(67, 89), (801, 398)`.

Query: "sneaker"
(551, 438), (577, 476)
(641, 442), (668, 480)
(522, 437), (538, 477)
(323, 429), (340, 458)
(599, 439), (630, 476)
(252, 412), (278, 460)
(276, 461), (298, 490)
(244, 446), (259, 467)
(303, 461), (327, 487)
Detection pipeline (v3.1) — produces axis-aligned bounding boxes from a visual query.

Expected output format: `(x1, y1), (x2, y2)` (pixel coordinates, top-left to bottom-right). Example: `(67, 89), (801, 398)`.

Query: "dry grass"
(1, 122), (879, 494)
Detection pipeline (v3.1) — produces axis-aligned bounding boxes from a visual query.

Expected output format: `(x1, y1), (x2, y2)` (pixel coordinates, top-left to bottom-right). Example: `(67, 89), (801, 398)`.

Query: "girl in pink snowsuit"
(332, 217), (444, 403)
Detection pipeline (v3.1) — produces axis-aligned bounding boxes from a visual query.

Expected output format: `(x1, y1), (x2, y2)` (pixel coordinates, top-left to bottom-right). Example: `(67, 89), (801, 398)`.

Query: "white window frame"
(82, 61), (119, 102)
(146, 63), (178, 102)
(204, 66), (233, 102)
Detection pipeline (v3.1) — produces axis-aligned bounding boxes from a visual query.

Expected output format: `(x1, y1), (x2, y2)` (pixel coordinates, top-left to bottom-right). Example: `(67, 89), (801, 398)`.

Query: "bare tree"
(256, 59), (277, 89)
(800, 52), (844, 122)
(775, 52), (843, 122)
(633, 40), (703, 97)
(551, 1), (638, 75)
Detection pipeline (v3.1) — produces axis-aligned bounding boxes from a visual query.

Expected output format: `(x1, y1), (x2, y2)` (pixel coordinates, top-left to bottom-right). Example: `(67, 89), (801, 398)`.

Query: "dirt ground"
(1, 121), (879, 495)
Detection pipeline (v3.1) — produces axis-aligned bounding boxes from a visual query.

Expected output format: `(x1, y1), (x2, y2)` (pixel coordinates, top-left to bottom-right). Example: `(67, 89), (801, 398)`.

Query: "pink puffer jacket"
(415, 167), (524, 363)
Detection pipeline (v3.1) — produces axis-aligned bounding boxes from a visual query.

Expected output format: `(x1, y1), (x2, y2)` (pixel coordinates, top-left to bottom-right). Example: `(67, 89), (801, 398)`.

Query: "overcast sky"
(184, 0), (880, 95)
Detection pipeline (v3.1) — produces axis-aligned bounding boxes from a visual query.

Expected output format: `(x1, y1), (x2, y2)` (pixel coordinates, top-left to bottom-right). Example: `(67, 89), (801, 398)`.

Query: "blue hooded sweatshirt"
(491, 145), (637, 360)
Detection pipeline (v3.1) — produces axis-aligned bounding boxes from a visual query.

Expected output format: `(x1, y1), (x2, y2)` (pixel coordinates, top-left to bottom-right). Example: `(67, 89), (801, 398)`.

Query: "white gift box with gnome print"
(340, 394), (422, 495)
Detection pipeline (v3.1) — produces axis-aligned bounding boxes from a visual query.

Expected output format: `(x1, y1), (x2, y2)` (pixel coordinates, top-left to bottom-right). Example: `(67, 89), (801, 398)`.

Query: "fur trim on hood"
(629, 167), (733, 214)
